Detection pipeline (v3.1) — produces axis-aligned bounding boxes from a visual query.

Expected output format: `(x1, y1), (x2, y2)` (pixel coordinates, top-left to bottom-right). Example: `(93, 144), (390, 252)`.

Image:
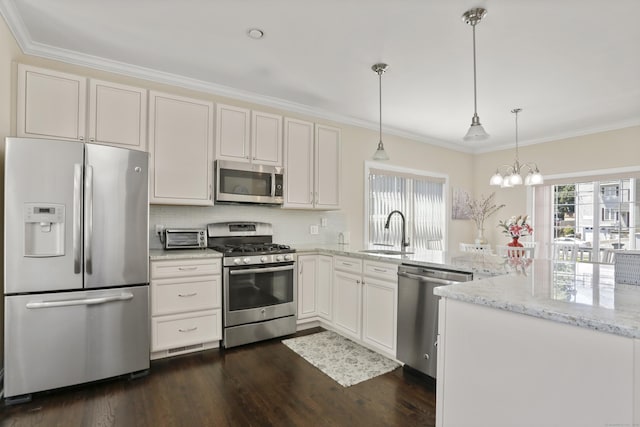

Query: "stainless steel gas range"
(207, 222), (297, 348)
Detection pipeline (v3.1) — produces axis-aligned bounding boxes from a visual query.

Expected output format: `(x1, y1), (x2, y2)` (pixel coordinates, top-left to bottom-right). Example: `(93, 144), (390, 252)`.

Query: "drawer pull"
(178, 326), (198, 333)
(373, 267), (388, 273)
(178, 292), (198, 297)
(178, 266), (198, 271)
(342, 262), (353, 266)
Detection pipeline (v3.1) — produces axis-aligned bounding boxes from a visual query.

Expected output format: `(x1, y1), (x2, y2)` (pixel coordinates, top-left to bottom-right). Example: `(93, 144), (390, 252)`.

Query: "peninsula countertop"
(434, 260), (640, 339)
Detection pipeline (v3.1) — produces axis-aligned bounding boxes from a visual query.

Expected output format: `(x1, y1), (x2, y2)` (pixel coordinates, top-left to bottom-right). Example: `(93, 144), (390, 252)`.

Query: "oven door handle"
(229, 265), (294, 275)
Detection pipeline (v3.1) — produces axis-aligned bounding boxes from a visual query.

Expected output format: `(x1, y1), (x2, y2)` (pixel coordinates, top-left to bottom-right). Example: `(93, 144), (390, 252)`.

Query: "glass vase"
(475, 228), (487, 245)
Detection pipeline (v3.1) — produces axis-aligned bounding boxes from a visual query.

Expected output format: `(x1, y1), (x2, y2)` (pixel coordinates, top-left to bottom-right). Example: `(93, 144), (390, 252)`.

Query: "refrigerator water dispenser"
(24, 203), (65, 257)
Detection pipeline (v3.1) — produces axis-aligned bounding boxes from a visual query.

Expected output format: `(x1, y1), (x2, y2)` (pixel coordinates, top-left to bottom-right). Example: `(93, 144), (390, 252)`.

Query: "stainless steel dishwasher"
(397, 263), (473, 378)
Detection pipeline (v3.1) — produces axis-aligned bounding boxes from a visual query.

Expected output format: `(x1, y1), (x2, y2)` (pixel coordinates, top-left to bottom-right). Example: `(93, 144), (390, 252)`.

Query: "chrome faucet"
(384, 210), (410, 249)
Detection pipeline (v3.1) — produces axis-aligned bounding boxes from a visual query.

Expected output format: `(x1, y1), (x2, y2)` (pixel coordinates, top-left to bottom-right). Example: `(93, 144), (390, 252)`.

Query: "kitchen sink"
(359, 249), (414, 255)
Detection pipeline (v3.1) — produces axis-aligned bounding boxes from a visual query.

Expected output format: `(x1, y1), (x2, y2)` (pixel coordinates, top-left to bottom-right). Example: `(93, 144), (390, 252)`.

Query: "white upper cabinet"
(148, 91), (214, 206)
(17, 64), (147, 151)
(314, 124), (341, 209)
(283, 119), (341, 210)
(88, 79), (147, 150)
(216, 104), (282, 166)
(17, 64), (87, 142)
(283, 118), (314, 208)
(251, 111), (282, 165)
(216, 104), (250, 162)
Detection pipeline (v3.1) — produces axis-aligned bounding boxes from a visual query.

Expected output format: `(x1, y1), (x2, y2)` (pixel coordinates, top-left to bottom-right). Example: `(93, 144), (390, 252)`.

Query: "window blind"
(368, 171), (444, 250)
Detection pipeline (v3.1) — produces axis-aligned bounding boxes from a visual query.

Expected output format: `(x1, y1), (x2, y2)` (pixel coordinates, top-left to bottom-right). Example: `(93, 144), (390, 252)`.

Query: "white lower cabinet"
(362, 261), (398, 356)
(150, 257), (222, 359)
(297, 254), (333, 323)
(333, 256), (397, 358)
(316, 255), (333, 321)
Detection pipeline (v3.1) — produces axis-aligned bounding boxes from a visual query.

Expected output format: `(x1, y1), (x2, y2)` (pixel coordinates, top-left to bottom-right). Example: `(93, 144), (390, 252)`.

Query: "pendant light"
(372, 63), (390, 160)
(462, 8), (489, 141)
(489, 108), (544, 187)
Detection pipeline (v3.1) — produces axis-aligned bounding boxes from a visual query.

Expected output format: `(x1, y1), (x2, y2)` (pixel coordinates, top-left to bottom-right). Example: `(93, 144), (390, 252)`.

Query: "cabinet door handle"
(178, 326), (198, 333)
(178, 292), (197, 297)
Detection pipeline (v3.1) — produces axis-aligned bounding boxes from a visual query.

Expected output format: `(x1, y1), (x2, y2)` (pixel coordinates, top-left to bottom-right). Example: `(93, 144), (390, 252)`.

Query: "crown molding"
(472, 120), (640, 154)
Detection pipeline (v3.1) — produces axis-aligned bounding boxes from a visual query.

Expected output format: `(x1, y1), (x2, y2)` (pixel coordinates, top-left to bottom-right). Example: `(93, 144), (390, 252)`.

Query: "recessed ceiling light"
(247, 28), (264, 39)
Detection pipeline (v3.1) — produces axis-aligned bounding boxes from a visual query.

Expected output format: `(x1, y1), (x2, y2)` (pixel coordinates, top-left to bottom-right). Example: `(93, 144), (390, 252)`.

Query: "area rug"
(282, 330), (400, 387)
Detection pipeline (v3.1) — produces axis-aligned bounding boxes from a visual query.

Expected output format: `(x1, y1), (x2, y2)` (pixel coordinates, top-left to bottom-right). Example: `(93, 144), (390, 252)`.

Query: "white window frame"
(363, 161), (449, 251)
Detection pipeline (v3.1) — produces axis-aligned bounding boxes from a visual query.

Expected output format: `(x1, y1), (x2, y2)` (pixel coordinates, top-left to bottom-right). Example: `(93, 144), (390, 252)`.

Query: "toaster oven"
(164, 228), (207, 249)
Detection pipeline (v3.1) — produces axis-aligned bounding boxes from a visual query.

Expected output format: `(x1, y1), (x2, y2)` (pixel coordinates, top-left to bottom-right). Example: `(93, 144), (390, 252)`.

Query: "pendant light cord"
(378, 69), (383, 143)
(472, 23), (478, 116)
(514, 109), (520, 162)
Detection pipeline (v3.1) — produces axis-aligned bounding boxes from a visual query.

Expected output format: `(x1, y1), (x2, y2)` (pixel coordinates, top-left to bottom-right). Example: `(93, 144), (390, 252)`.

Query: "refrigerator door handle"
(73, 163), (82, 274)
(84, 165), (94, 275)
(25, 292), (134, 309)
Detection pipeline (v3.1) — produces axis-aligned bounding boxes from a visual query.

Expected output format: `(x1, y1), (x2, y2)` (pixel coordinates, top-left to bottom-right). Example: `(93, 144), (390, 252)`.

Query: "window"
(365, 164), (446, 251)
(547, 178), (638, 262)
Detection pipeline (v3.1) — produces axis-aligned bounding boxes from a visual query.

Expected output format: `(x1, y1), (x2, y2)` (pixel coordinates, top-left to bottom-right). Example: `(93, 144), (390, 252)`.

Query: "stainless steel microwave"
(164, 228), (207, 249)
(215, 160), (284, 205)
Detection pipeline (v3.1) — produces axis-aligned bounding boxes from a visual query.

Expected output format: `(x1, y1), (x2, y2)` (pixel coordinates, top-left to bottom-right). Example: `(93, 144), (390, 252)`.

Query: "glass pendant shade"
(463, 122), (489, 141)
(373, 141), (389, 160)
(489, 171), (503, 186)
(528, 171), (544, 185)
(509, 173), (523, 186)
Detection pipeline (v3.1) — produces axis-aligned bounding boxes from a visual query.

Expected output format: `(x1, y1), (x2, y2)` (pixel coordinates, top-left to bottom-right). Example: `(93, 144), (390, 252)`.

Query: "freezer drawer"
(4, 285), (150, 398)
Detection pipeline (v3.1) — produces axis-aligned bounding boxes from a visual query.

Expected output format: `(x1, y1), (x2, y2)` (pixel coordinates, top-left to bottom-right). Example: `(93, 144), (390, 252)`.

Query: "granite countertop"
(434, 260), (640, 339)
(149, 248), (223, 260)
(293, 243), (512, 277)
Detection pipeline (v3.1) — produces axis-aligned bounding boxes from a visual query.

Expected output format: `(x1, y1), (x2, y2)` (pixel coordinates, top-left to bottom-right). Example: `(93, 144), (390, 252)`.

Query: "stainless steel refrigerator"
(3, 137), (150, 402)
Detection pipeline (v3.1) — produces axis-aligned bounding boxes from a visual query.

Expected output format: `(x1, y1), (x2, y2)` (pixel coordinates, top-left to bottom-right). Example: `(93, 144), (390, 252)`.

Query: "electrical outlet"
(155, 224), (165, 235)
(310, 225), (319, 235)
(320, 217), (328, 228)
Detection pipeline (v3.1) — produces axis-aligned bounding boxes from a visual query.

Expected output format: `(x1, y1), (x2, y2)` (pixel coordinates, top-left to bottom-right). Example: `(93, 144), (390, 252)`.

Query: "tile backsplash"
(149, 204), (348, 249)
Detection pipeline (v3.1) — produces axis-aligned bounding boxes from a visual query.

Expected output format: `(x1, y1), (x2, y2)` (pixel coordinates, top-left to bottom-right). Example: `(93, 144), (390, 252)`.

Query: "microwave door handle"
(271, 172), (276, 197)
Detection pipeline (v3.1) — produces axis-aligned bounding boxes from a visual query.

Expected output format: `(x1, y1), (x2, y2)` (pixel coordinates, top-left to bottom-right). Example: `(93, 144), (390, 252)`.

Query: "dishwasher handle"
(397, 271), (463, 287)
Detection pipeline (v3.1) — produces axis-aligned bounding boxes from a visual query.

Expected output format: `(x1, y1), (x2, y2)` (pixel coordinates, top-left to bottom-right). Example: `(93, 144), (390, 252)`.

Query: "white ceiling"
(2, 0), (639, 153)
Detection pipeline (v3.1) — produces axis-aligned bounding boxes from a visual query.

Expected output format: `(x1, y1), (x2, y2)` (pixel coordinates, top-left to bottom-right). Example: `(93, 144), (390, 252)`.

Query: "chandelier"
(462, 8), (489, 141)
(372, 63), (390, 161)
(489, 108), (544, 187)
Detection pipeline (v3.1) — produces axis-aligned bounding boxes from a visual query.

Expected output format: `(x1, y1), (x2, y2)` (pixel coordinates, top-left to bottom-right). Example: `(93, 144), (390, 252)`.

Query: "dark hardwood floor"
(1, 328), (436, 426)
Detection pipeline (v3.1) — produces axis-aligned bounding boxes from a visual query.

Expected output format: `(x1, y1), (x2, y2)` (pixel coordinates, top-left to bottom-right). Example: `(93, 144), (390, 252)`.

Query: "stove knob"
(233, 258), (242, 265)
(260, 256), (268, 263)
(243, 258), (251, 264)
(275, 255), (283, 262)
(284, 254), (293, 261)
